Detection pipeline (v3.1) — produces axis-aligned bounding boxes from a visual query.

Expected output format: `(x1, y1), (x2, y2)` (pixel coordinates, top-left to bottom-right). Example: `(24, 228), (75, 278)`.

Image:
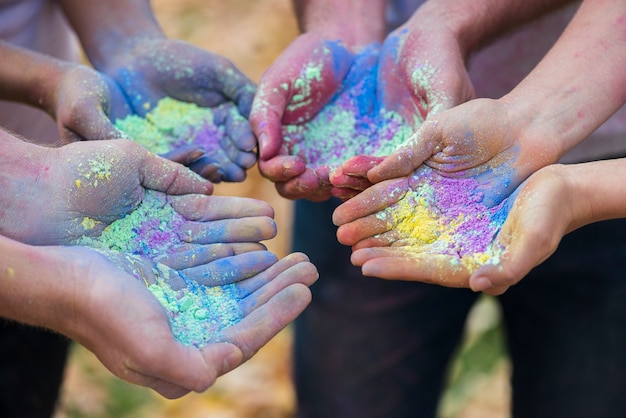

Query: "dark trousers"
(0, 321), (71, 418)
(293, 198), (626, 418)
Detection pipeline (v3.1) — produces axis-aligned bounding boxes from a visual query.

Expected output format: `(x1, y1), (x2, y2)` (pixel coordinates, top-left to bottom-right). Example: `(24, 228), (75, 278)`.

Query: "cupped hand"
(250, 34), (354, 201)
(368, 98), (556, 207)
(103, 38), (257, 182)
(377, 17), (475, 121)
(333, 165), (508, 288)
(467, 165), (575, 295)
(0, 139), (217, 245)
(48, 245), (316, 399)
(328, 19), (476, 200)
(53, 64), (131, 143)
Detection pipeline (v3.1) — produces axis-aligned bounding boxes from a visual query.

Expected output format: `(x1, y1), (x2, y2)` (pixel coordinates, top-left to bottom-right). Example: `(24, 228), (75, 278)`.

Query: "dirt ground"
(55, 1), (510, 417)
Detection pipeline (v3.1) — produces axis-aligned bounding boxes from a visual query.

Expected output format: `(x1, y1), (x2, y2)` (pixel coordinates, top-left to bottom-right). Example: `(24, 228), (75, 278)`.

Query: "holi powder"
(115, 97), (242, 156)
(76, 189), (243, 347)
(381, 167), (508, 271)
(283, 52), (419, 169)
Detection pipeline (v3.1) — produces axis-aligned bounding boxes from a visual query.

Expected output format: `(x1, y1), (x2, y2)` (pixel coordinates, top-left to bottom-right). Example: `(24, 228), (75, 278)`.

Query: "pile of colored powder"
(380, 167), (508, 270)
(283, 55), (420, 169)
(148, 270), (241, 348)
(115, 97), (243, 156)
(76, 190), (243, 347)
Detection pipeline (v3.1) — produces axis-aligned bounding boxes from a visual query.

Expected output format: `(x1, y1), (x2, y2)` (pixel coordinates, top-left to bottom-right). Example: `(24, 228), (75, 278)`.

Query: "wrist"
(0, 132), (55, 240)
(295, 0), (386, 50)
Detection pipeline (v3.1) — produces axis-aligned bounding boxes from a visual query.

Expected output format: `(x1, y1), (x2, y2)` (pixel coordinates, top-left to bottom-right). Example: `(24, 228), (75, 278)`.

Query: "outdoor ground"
(54, 1), (511, 417)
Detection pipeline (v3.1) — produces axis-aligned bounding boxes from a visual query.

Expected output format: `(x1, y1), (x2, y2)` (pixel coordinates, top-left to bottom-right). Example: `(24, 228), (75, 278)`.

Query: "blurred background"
(53, 1), (511, 417)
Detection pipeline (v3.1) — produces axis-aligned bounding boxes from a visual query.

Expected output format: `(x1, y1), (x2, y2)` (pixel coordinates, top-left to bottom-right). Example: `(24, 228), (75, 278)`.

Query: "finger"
(329, 169), (373, 191)
(239, 259), (318, 313)
(181, 251), (278, 286)
(140, 148), (213, 195)
(335, 213), (394, 246)
(218, 283), (312, 360)
(154, 243), (267, 270)
(330, 186), (361, 201)
(258, 155), (306, 183)
(235, 252), (315, 300)
(341, 155), (386, 176)
(169, 195), (274, 220)
(179, 217), (277, 244)
(129, 341), (243, 397)
(332, 177), (408, 225)
(351, 230), (403, 250)
(355, 250), (471, 287)
(274, 165), (331, 201)
(368, 120), (440, 183)
(213, 104), (257, 153)
(250, 81), (289, 160)
(161, 144), (205, 165)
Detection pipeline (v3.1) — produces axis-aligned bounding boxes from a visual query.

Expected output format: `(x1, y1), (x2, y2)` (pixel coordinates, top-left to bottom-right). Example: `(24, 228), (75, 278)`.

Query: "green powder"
(75, 190), (243, 347)
(115, 97), (242, 156)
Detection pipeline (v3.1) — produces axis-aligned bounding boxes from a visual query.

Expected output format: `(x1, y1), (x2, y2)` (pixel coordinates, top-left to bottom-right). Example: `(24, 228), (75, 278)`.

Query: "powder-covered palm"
(251, 35), (354, 201)
(101, 38), (257, 182)
(47, 244), (317, 398)
(0, 139), (276, 246)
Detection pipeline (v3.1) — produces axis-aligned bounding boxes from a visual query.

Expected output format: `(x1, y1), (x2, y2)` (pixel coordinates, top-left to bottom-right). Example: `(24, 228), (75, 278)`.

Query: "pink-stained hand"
(102, 38), (257, 183)
(250, 35), (354, 201)
(329, 18), (476, 199)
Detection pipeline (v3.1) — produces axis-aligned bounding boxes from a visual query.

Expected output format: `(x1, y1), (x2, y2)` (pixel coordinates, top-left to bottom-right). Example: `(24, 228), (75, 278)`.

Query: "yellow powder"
(393, 199), (440, 245)
(81, 217), (98, 230)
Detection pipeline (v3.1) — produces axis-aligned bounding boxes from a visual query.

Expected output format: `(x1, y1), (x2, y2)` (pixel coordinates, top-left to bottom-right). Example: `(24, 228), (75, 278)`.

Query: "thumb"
(368, 119), (440, 183)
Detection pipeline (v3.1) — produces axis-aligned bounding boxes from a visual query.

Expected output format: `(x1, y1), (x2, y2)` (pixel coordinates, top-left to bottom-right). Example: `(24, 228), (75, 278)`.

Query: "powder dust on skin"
(115, 97), (241, 156)
(76, 189), (242, 348)
(380, 166), (508, 271)
(282, 45), (420, 169)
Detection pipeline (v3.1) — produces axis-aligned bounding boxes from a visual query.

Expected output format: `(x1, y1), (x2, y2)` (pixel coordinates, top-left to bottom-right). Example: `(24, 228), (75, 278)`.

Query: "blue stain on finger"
(181, 250), (278, 286)
(179, 217), (277, 244)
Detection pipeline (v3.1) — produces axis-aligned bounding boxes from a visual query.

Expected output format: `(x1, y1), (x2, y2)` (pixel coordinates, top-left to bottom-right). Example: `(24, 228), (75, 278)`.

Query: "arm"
(0, 41), (129, 142)
(0, 234), (317, 398)
(337, 0), (626, 290)
(370, 0), (626, 187)
(330, 0), (572, 199)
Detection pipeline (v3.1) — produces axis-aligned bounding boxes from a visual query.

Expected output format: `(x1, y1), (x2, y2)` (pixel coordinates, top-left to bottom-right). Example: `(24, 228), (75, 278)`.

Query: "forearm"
(0, 235), (70, 331)
(503, 0), (626, 160)
(0, 129), (52, 239)
(0, 41), (71, 115)
(293, 0), (387, 48)
(411, 0), (573, 59)
(559, 159), (626, 232)
(58, 0), (164, 71)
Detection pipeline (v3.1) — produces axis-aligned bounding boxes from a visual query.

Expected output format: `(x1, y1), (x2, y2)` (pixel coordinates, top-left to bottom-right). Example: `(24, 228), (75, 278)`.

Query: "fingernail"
(471, 276), (493, 292)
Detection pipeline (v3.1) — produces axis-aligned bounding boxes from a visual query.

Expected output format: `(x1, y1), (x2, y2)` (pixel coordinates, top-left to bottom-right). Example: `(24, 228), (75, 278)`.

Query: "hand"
(31, 243), (317, 399)
(368, 98), (557, 207)
(0, 138), (276, 246)
(328, 17), (476, 200)
(250, 34), (354, 201)
(53, 65), (132, 143)
(333, 165), (508, 288)
(377, 16), (475, 121)
(102, 38), (257, 182)
(467, 165), (575, 295)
